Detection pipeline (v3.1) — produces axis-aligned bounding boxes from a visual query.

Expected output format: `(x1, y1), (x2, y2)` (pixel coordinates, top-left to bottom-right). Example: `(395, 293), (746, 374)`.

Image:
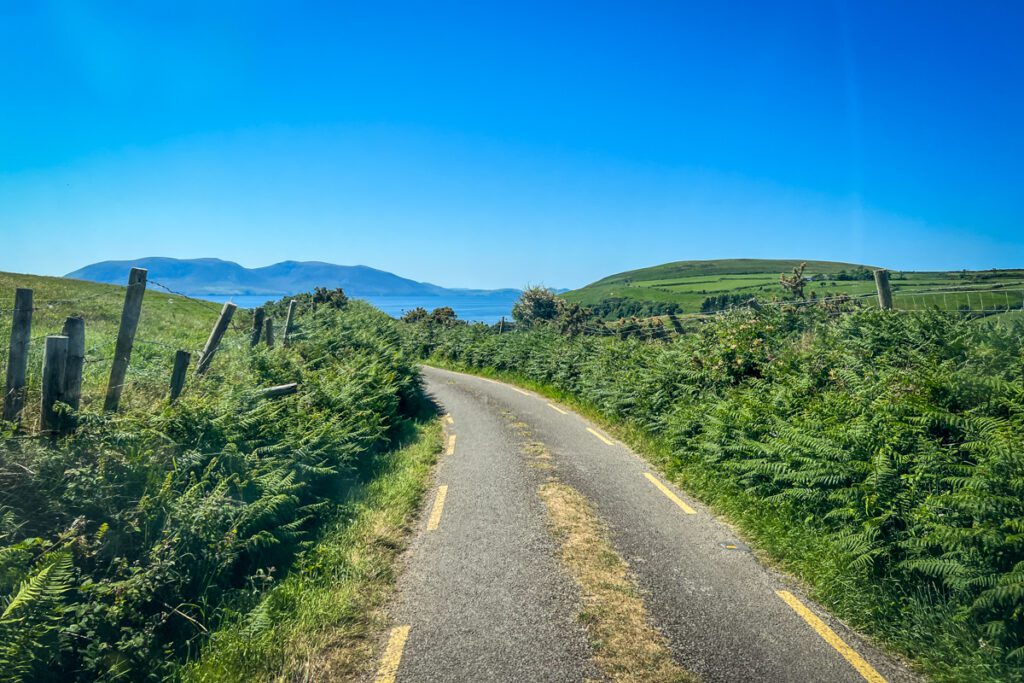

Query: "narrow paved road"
(379, 366), (917, 682)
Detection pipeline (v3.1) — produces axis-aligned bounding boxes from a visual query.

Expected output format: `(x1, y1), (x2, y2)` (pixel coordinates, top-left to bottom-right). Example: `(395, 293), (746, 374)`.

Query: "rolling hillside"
(564, 258), (1024, 318)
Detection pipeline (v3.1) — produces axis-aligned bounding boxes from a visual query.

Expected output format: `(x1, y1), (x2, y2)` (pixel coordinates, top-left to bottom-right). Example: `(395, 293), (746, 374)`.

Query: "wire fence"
(559, 285), (1024, 342)
(0, 272), (314, 435)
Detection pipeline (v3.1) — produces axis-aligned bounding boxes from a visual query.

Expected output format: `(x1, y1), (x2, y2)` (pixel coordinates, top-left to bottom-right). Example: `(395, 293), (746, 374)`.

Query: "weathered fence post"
(3, 287), (33, 424)
(282, 300), (297, 347)
(169, 350), (191, 402)
(873, 269), (893, 310)
(40, 335), (68, 434)
(61, 317), (85, 432)
(104, 268), (147, 412)
(250, 307), (265, 347)
(668, 313), (684, 334)
(196, 302), (237, 375)
(498, 317), (505, 334)
(264, 317), (275, 348)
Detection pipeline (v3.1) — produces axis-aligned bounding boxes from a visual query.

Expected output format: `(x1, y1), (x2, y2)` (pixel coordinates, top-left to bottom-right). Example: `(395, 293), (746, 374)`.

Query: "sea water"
(200, 293), (516, 325)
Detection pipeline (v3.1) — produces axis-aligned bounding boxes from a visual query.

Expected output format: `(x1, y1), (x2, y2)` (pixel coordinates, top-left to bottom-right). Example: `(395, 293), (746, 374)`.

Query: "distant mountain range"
(65, 257), (521, 298)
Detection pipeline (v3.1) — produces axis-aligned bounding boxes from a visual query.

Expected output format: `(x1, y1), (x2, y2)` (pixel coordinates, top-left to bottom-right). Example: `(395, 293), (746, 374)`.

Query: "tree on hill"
(557, 301), (590, 337)
(430, 306), (459, 327)
(400, 307), (429, 323)
(779, 262), (807, 299)
(512, 286), (596, 336)
(512, 286), (562, 328)
(701, 293), (756, 313)
(832, 267), (874, 281)
(311, 286), (349, 308)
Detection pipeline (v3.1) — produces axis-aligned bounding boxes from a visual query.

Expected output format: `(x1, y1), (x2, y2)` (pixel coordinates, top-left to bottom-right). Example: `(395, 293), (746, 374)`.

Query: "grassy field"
(563, 259), (1024, 317)
(0, 271), (248, 423)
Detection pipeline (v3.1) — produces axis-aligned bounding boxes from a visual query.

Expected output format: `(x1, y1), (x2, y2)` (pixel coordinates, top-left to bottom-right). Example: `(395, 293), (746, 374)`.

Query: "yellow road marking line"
(480, 377), (498, 384)
(446, 434), (457, 456)
(547, 402), (568, 415)
(644, 473), (696, 514)
(511, 387), (530, 396)
(586, 427), (615, 445)
(374, 625), (411, 683)
(427, 485), (448, 531)
(444, 414), (454, 425)
(776, 590), (887, 683)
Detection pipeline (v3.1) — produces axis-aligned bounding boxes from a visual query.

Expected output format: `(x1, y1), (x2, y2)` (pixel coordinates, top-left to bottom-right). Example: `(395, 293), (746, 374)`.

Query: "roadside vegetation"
(400, 290), (1024, 682)
(0, 274), (431, 682)
(182, 419), (440, 682)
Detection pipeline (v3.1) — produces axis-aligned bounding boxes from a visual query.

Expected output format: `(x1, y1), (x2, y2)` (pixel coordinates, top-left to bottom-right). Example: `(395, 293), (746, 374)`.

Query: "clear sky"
(1, 1), (1021, 289)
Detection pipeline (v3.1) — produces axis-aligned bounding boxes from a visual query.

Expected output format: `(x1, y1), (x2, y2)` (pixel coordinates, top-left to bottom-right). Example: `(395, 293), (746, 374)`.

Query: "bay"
(200, 293), (516, 325)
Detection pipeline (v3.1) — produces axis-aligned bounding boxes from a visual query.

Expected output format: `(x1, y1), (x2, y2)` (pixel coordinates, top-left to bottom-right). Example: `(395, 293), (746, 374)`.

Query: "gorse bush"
(0, 300), (421, 681)
(402, 306), (1024, 680)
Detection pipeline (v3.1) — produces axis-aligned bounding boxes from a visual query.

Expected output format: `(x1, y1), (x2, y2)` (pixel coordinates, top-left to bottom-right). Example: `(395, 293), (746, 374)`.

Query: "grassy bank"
(0, 271), (238, 424)
(182, 418), (441, 682)
(402, 308), (1024, 682)
(0, 272), (425, 681)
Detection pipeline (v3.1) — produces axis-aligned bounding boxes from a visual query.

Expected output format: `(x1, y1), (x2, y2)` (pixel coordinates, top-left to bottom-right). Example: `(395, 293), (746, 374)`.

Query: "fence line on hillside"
(1, 269), (307, 437)
(572, 270), (1024, 342)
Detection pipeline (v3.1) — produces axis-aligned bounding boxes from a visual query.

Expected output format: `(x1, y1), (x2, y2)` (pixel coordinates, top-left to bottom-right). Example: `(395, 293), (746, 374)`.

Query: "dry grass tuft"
(540, 482), (697, 683)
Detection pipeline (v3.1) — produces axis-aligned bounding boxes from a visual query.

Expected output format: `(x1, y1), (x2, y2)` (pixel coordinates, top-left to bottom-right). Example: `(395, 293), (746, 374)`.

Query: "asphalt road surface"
(377, 366), (917, 683)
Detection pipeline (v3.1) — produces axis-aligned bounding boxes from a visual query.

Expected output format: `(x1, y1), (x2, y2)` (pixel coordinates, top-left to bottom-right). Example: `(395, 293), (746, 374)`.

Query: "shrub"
(0, 301), (420, 681)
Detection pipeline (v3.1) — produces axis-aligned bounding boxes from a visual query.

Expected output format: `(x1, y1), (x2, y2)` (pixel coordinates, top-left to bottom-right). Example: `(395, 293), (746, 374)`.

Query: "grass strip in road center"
(539, 481), (696, 682)
(776, 591), (887, 683)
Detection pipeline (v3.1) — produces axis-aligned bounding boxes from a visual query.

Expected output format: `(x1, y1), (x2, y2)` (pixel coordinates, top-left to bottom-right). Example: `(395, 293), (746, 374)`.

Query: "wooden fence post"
(282, 300), (297, 347)
(104, 268), (147, 412)
(169, 350), (191, 402)
(668, 313), (684, 334)
(264, 317), (275, 348)
(61, 317), (85, 432)
(874, 269), (893, 310)
(196, 302), (237, 375)
(250, 307), (265, 347)
(498, 317), (505, 334)
(40, 335), (68, 434)
(3, 287), (33, 424)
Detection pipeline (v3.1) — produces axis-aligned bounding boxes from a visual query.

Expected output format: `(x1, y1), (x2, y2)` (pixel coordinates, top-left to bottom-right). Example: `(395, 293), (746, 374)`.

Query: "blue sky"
(1, 1), (1021, 289)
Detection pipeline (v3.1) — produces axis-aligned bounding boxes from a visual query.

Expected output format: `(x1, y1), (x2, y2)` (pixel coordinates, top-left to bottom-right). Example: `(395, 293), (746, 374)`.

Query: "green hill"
(564, 258), (1024, 319)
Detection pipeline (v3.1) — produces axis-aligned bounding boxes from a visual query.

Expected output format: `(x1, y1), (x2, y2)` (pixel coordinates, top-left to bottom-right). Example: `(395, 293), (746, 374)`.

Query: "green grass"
(563, 259), (1024, 317)
(0, 271), (253, 423)
(181, 418), (441, 682)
